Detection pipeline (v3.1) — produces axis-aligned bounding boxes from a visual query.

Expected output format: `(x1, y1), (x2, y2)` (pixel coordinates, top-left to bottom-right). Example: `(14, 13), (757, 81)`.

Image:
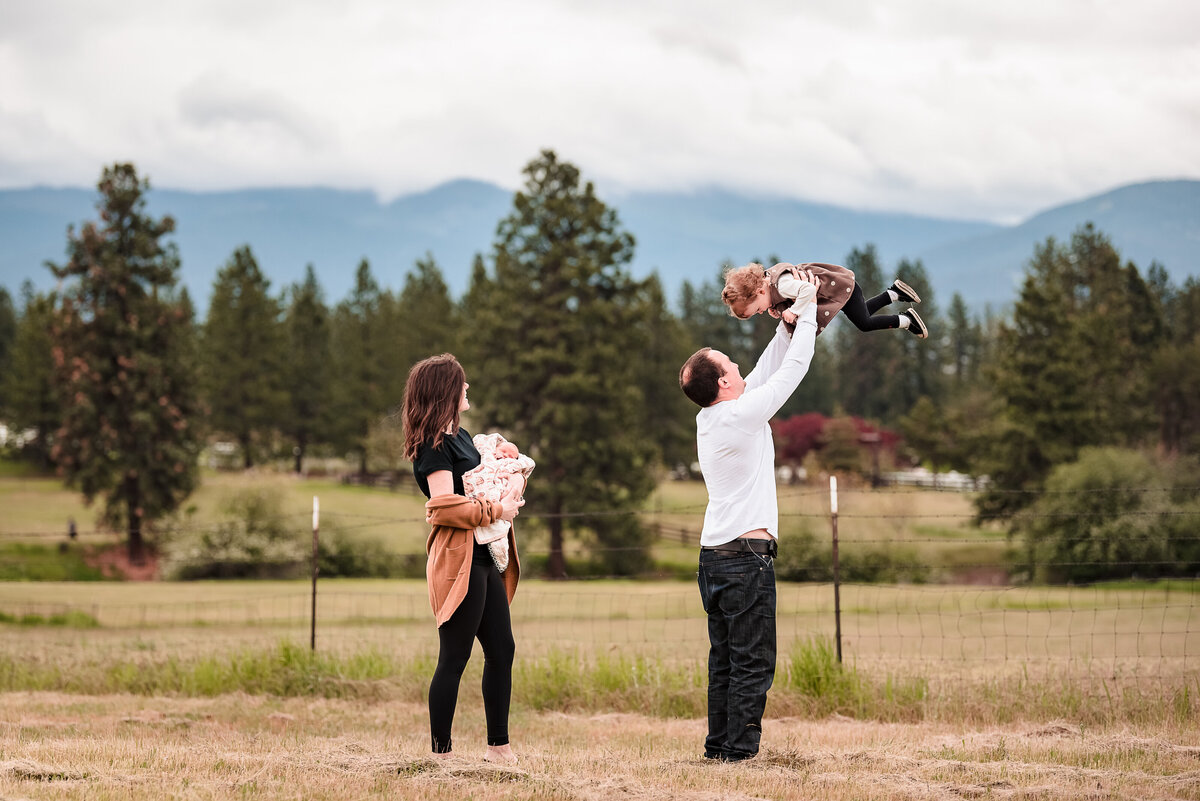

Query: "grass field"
(2, 692), (1198, 801)
(2, 579), (1196, 694)
(3, 472), (1198, 798)
(0, 470), (1008, 580)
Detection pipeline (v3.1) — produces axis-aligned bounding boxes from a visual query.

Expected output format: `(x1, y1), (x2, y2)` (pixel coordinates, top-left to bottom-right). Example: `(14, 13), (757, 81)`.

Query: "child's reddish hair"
(721, 263), (767, 319)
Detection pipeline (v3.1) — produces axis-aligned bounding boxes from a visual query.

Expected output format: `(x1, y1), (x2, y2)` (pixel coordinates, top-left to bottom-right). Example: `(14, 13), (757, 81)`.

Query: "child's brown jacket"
(424, 494), (520, 627)
(766, 262), (856, 336)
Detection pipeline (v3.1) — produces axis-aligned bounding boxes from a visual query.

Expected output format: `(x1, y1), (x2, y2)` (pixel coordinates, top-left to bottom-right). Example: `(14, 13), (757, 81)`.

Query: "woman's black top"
(412, 428), (481, 498)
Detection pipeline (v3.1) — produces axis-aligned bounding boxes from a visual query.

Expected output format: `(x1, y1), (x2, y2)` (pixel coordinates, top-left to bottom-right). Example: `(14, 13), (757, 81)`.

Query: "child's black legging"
(841, 284), (899, 331)
(429, 542), (515, 753)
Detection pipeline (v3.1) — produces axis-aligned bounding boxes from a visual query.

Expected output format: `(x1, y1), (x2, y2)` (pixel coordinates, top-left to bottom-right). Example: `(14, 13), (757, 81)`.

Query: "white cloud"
(0, 0), (1196, 221)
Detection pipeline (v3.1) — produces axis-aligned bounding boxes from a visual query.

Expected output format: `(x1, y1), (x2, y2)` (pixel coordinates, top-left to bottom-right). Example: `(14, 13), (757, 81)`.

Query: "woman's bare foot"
(431, 750), (453, 761)
(483, 744), (518, 765)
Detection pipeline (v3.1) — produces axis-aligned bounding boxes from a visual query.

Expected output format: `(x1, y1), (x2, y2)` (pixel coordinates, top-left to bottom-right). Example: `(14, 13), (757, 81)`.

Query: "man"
(678, 268), (819, 762)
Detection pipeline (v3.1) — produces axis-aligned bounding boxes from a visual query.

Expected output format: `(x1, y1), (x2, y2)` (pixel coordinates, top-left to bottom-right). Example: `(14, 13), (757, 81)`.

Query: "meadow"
(0, 469), (1010, 580)
(4, 691), (1199, 801)
(2, 472), (1198, 799)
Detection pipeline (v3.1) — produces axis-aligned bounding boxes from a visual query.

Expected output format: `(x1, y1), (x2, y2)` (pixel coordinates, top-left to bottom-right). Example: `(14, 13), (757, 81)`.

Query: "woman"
(401, 353), (525, 763)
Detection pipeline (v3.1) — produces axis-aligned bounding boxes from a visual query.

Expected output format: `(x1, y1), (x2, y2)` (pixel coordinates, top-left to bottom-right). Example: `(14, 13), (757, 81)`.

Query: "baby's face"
(497, 442), (520, 459)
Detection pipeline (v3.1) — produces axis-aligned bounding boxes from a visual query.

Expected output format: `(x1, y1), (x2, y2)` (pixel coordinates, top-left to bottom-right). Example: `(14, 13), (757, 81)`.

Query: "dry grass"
(3, 579), (1195, 671)
(0, 692), (1197, 800)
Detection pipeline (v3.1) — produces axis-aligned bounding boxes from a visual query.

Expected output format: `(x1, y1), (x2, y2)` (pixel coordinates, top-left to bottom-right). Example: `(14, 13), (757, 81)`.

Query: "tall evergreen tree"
(48, 164), (200, 563)
(466, 150), (657, 577)
(892, 259), (942, 413)
(282, 265), (331, 473)
(0, 287), (14, 415)
(1152, 272), (1200, 453)
(945, 292), (982, 389)
(778, 335), (838, 417)
(329, 259), (384, 473)
(975, 225), (1162, 520)
(627, 273), (696, 471)
(202, 246), (286, 468)
(2, 283), (60, 465)
(393, 254), (459, 393)
(835, 245), (904, 421)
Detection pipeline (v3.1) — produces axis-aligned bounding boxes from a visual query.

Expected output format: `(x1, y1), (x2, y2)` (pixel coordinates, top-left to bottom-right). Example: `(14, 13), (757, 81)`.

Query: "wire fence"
(2, 480), (1198, 683)
(2, 582), (1196, 682)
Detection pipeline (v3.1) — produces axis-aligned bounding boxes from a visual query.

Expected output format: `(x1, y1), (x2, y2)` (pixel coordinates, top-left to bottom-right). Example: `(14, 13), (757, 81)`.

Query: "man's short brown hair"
(680, 348), (721, 408)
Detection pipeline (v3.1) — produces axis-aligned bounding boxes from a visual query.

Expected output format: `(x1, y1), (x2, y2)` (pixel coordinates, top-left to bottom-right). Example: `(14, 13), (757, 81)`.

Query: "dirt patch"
(85, 544), (159, 581)
(950, 566), (1011, 585)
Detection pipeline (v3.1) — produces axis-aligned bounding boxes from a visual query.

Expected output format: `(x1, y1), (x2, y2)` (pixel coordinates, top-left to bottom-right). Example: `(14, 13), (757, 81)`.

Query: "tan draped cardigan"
(424, 494), (520, 627)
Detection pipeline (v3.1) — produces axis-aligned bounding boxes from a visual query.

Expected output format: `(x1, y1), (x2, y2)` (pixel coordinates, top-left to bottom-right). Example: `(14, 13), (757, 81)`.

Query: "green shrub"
(774, 531), (927, 583)
(0, 543), (109, 581)
(159, 487), (310, 579)
(317, 530), (423, 579)
(1019, 448), (1200, 583)
(159, 486), (419, 580)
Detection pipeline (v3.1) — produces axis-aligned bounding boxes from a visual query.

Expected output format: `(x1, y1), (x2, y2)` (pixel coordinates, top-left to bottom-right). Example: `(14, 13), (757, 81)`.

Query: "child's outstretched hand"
(781, 310), (797, 325)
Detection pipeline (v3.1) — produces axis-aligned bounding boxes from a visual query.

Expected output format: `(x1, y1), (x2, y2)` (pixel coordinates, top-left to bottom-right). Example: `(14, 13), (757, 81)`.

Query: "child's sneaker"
(889, 279), (922, 304)
(903, 308), (929, 339)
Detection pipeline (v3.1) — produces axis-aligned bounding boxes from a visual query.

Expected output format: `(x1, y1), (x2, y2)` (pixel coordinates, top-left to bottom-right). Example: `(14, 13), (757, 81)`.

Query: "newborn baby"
(462, 432), (535, 572)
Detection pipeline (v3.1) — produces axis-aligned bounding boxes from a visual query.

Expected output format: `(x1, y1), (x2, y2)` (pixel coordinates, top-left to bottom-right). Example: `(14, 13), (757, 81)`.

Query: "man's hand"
(789, 268), (819, 311)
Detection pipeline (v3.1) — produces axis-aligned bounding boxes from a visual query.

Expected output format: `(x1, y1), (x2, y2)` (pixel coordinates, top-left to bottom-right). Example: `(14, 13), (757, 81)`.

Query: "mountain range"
(1, 178), (1196, 313)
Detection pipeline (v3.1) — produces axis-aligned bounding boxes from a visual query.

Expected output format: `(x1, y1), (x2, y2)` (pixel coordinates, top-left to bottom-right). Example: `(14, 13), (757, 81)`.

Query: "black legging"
(429, 542), (515, 753)
(841, 284), (899, 331)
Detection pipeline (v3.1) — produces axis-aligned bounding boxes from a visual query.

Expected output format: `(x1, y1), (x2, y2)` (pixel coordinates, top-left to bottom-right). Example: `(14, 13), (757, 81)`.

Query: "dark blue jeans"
(697, 547), (777, 761)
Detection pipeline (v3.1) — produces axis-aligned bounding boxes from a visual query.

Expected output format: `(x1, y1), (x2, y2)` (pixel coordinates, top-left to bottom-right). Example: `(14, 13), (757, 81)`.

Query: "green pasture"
(0, 470), (430, 544)
(0, 469), (1010, 578)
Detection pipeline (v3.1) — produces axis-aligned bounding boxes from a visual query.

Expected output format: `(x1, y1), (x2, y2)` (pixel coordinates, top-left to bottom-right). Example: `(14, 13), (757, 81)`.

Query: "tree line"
(1, 154), (1197, 580)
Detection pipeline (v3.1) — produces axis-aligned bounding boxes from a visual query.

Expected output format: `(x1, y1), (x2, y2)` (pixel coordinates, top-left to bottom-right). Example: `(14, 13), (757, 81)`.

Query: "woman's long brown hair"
(401, 354), (466, 462)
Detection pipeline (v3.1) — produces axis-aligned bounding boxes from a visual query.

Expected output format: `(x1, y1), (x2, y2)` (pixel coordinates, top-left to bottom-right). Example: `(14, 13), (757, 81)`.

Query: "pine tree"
(627, 273), (696, 472)
(975, 225), (1161, 520)
(48, 164), (200, 563)
(282, 265), (332, 473)
(202, 246), (286, 468)
(0, 287), (15, 415)
(393, 254), (460, 394)
(2, 283), (60, 465)
(945, 292), (982, 389)
(835, 245), (904, 421)
(1152, 271), (1200, 453)
(892, 259), (943, 413)
(466, 150), (657, 577)
(779, 335), (838, 417)
(329, 260), (384, 473)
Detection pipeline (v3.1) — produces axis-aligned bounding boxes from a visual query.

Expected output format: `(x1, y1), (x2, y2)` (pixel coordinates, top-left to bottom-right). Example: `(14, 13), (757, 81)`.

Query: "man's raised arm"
(727, 303), (818, 429)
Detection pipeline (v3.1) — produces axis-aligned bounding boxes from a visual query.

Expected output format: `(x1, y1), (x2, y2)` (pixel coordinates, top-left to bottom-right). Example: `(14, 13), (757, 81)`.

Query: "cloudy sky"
(1, 0), (1197, 222)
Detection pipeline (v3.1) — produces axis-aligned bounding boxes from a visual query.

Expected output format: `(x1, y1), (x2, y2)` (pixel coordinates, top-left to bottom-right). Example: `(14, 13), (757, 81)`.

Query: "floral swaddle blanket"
(462, 433), (535, 572)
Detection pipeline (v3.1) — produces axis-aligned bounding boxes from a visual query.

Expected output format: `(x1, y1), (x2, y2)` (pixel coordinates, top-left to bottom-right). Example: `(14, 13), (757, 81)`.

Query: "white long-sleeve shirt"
(696, 302), (818, 546)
